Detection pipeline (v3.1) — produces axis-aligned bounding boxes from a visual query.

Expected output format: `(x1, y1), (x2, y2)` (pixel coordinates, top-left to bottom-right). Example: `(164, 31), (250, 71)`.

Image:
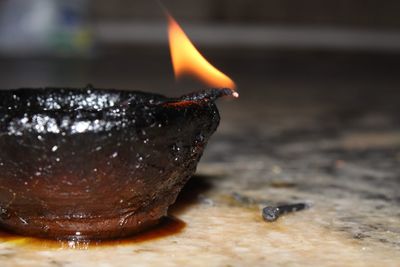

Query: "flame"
(167, 14), (236, 91)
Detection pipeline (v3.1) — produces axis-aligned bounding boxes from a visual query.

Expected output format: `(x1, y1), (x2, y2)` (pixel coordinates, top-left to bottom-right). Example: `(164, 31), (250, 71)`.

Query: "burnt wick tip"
(219, 88), (239, 99)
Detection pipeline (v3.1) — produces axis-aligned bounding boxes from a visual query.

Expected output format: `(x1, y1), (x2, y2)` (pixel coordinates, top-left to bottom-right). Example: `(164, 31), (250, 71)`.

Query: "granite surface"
(0, 51), (399, 266)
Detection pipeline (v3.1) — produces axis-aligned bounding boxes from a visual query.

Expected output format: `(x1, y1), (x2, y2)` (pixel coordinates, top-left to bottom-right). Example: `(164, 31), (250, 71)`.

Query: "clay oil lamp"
(0, 15), (238, 240)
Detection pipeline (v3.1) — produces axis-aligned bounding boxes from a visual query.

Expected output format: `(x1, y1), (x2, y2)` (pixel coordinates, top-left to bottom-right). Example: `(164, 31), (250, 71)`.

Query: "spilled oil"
(0, 216), (185, 250)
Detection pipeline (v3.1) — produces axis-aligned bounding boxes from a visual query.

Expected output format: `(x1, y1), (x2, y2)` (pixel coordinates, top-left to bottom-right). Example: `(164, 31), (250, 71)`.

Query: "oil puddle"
(0, 216), (185, 250)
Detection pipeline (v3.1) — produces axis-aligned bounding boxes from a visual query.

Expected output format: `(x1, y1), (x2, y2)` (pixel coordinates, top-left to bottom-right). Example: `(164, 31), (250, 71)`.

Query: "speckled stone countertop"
(0, 52), (399, 266)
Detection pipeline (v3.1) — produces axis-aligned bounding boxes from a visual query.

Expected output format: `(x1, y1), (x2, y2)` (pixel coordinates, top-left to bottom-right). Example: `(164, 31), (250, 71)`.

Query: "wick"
(262, 203), (309, 222)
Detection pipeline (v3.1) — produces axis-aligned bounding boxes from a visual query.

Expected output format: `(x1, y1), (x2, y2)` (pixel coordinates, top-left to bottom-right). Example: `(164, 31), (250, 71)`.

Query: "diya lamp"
(0, 15), (238, 240)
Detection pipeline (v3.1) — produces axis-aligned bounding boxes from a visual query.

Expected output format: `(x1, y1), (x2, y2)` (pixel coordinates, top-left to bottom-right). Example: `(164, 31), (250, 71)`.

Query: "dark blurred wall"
(91, 0), (400, 29)
(0, 0), (399, 56)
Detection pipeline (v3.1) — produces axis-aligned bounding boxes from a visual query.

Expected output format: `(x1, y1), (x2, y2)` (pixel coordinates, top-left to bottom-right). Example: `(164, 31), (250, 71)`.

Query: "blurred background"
(0, 0), (399, 94)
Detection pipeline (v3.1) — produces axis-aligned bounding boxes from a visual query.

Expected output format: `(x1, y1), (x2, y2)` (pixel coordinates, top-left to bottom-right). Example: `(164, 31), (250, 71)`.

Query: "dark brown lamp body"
(0, 86), (232, 240)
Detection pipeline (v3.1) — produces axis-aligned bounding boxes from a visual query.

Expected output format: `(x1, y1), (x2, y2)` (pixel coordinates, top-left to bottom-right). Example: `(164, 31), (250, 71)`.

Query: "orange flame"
(167, 14), (236, 91)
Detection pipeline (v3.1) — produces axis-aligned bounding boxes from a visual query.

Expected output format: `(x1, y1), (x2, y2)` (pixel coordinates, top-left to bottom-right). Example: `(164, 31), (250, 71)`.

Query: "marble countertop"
(0, 51), (399, 266)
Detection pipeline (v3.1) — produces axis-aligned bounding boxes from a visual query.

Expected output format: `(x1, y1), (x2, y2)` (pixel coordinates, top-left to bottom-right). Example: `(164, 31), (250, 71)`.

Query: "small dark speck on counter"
(262, 203), (310, 222)
(231, 192), (257, 206)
